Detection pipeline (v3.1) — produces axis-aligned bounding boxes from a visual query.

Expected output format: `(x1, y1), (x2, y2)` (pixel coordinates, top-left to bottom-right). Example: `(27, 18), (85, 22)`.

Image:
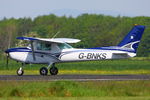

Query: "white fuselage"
(8, 48), (136, 64)
(60, 49), (136, 61)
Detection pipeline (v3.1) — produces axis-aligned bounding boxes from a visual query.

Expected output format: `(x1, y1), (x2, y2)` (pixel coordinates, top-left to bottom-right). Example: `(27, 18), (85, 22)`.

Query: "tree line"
(0, 14), (150, 57)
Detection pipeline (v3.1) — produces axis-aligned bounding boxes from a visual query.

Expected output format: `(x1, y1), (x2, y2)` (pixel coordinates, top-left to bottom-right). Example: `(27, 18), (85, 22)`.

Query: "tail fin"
(118, 25), (145, 52)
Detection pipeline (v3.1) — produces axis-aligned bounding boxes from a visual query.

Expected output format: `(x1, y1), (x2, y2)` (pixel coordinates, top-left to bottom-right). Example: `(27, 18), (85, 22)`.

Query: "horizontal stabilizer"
(112, 53), (128, 58)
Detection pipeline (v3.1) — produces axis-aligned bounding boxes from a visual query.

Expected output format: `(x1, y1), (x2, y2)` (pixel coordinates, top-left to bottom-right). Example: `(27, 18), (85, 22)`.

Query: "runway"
(0, 75), (150, 81)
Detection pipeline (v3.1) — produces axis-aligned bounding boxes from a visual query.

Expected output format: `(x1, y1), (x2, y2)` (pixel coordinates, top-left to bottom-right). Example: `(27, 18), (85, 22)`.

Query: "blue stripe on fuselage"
(5, 47), (61, 57)
(5, 47), (32, 53)
(88, 46), (135, 53)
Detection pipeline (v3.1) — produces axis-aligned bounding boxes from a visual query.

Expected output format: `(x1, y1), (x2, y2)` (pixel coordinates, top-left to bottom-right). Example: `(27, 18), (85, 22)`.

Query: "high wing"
(17, 37), (81, 43)
(16, 37), (81, 61)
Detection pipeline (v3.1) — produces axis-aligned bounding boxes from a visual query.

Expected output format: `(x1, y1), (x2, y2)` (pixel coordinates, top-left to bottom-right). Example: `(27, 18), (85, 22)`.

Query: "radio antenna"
(52, 31), (60, 39)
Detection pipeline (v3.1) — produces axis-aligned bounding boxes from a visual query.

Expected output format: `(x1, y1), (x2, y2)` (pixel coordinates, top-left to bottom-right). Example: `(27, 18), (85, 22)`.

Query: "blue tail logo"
(118, 25), (145, 52)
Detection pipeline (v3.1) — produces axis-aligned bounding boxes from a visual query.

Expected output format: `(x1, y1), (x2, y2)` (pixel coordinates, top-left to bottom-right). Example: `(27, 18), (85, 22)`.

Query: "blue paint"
(5, 47), (32, 53)
(90, 25), (145, 53)
(89, 46), (135, 53)
(118, 25), (145, 52)
(17, 37), (38, 41)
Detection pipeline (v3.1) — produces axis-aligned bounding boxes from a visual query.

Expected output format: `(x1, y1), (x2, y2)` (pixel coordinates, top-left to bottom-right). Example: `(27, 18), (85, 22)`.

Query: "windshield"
(58, 43), (73, 50)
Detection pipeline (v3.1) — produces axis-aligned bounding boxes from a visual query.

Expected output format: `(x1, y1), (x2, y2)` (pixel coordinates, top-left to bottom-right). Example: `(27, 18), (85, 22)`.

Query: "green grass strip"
(0, 70), (150, 75)
(0, 81), (150, 97)
(1, 97), (150, 100)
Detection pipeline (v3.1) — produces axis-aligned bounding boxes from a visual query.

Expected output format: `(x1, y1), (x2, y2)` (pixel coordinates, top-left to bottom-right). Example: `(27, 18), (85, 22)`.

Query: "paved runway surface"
(0, 75), (150, 81)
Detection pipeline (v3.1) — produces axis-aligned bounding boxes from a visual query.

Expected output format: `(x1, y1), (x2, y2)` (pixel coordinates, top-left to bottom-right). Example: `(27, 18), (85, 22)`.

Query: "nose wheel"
(17, 67), (24, 76)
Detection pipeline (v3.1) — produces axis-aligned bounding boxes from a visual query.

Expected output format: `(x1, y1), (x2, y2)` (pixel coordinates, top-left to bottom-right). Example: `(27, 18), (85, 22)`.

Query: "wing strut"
(30, 41), (36, 61)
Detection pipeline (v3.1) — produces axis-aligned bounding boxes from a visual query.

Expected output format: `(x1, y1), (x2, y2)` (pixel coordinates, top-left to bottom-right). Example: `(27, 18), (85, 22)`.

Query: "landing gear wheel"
(17, 68), (24, 76)
(50, 67), (58, 75)
(40, 67), (48, 76)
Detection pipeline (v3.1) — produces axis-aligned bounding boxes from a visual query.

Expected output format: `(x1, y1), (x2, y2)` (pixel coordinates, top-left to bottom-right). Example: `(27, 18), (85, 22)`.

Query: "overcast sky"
(0, 0), (150, 19)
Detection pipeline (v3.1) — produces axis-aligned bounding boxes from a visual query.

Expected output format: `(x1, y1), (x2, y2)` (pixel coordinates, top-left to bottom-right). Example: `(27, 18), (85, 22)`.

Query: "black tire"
(40, 67), (48, 76)
(17, 68), (24, 76)
(50, 67), (58, 75)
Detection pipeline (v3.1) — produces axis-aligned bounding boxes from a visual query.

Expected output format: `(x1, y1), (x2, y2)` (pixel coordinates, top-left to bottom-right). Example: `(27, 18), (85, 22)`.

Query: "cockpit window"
(58, 43), (73, 50)
(36, 42), (51, 51)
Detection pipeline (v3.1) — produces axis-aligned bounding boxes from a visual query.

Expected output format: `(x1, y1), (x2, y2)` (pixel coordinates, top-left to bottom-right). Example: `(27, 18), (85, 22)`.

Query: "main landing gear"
(39, 63), (58, 76)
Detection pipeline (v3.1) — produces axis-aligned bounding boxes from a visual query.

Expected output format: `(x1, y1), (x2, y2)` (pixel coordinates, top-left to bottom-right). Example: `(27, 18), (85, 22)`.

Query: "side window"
(36, 42), (51, 51)
(44, 43), (51, 50)
(37, 42), (42, 50)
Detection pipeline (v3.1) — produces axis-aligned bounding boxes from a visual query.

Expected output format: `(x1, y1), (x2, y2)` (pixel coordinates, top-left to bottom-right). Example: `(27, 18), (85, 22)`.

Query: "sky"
(0, 0), (150, 19)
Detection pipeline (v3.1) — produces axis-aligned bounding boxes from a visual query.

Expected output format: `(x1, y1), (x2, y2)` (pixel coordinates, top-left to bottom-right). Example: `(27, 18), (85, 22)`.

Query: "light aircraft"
(5, 25), (145, 76)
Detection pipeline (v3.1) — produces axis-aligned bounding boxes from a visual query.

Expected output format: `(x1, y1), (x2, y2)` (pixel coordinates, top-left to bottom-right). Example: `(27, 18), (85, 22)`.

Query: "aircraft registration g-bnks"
(5, 25), (145, 76)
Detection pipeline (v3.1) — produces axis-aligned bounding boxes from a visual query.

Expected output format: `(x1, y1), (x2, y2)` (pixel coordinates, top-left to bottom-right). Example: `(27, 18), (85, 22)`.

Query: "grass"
(0, 57), (150, 99)
(0, 57), (150, 75)
(1, 97), (150, 100)
(0, 70), (150, 75)
(0, 81), (150, 97)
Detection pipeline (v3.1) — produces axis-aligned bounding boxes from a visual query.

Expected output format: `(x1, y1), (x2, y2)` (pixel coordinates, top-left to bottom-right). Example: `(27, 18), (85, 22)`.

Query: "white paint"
(9, 47), (135, 64)
(130, 36), (134, 39)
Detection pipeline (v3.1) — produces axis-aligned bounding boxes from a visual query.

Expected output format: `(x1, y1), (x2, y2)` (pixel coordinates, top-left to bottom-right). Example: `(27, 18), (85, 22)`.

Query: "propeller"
(6, 53), (9, 67)
(5, 49), (9, 68)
